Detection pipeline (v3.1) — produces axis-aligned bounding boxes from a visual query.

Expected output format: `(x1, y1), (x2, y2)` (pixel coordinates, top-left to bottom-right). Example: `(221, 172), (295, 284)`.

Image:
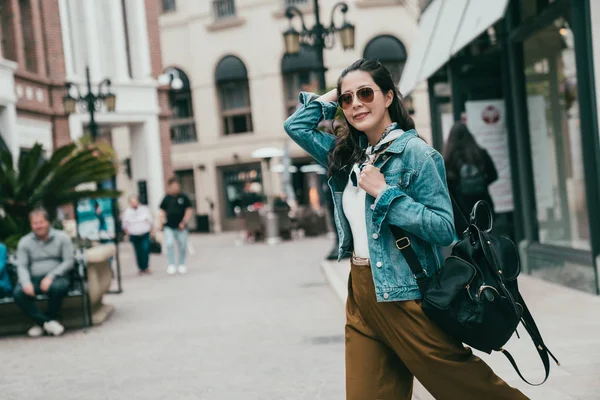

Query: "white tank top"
(342, 163), (370, 258)
(342, 128), (405, 259)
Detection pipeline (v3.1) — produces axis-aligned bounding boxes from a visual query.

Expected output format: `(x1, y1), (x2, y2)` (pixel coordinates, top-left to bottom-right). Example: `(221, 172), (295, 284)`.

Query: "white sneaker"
(43, 320), (65, 336)
(27, 325), (44, 337)
(167, 265), (177, 275)
(178, 265), (187, 275)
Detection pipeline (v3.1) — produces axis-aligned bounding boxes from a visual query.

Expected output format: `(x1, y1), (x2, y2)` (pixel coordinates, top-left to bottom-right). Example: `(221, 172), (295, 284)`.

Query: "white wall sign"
(465, 100), (514, 213)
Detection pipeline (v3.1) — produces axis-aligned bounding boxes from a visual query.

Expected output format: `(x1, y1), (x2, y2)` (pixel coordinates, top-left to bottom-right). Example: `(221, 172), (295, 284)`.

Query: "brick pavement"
(0, 234), (346, 400)
(322, 258), (600, 400)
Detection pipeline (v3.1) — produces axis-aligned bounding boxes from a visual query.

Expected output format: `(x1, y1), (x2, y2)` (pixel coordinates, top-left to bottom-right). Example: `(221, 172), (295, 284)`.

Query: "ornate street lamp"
(283, 0), (355, 91)
(63, 67), (117, 141)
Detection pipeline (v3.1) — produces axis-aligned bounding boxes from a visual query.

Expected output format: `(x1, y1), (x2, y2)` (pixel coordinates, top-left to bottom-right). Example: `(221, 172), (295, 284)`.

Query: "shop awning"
(399, 0), (510, 96)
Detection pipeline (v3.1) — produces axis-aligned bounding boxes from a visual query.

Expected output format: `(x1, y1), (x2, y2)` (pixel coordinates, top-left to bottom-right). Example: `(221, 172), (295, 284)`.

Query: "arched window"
(162, 67), (196, 144)
(19, 0), (37, 72)
(281, 46), (321, 116)
(363, 35), (408, 84)
(215, 55), (253, 135)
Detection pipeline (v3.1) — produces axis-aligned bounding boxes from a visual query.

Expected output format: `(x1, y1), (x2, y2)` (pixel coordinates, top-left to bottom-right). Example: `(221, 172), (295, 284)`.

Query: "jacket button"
(370, 204), (375, 211)
(376, 261), (382, 268)
(383, 293), (389, 299)
(372, 233), (379, 240)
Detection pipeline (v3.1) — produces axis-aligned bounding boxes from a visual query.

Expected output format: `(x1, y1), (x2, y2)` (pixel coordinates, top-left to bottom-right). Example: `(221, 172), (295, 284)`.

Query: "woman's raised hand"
(317, 88), (339, 104)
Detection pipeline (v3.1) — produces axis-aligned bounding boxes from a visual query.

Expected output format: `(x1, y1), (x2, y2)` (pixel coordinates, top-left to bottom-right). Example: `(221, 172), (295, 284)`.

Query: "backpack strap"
(389, 225), (429, 292)
(499, 295), (560, 386)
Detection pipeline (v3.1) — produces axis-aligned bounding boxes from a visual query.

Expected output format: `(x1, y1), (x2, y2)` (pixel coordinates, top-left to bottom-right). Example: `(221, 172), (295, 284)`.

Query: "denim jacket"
(284, 92), (456, 302)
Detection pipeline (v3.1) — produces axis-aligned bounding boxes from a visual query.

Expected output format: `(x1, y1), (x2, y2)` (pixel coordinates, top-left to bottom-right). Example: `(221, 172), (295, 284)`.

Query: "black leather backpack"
(391, 200), (560, 385)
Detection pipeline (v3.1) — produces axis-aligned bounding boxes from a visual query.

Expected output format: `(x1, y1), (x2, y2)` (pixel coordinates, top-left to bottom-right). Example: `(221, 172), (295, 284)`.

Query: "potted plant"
(0, 135), (120, 252)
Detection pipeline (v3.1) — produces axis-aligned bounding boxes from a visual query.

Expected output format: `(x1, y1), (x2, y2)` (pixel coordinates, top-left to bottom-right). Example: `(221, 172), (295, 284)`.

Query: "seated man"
(13, 208), (74, 337)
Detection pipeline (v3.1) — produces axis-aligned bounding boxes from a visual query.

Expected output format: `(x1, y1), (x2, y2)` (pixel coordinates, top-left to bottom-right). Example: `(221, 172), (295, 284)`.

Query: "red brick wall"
(144, 0), (164, 79)
(53, 117), (71, 149)
(41, 0), (67, 81)
(145, 0), (174, 184)
(10, 0), (70, 146)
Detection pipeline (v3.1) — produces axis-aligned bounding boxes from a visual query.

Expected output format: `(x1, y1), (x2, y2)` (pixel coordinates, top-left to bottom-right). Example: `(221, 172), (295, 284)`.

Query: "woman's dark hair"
(327, 58), (415, 176)
(443, 122), (485, 182)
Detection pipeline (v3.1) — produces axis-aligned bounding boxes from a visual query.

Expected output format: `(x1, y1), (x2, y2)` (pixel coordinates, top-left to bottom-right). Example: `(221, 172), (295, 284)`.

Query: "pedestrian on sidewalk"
(443, 121), (498, 235)
(159, 177), (194, 276)
(13, 208), (73, 337)
(284, 58), (528, 400)
(122, 195), (154, 275)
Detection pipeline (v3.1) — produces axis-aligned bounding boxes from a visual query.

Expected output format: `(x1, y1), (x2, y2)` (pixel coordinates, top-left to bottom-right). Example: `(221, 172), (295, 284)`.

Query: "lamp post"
(283, 1), (354, 259)
(63, 66), (121, 293)
(63, 67), (117, 141)
(283, 0), (355, 92)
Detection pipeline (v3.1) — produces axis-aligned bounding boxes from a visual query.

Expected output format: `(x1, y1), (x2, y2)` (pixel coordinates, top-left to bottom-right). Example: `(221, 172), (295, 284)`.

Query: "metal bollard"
(265, 208), (281, 245)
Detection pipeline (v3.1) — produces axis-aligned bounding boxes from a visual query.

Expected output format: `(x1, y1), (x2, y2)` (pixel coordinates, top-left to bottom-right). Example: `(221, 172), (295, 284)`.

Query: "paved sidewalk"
(321, 258), (600, 400)
(0, 234), (346, 400)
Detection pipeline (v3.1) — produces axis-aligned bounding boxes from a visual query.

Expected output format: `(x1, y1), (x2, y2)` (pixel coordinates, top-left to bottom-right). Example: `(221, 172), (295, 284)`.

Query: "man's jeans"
(13, 275), (71, 326)
(130, 232), (150, 271)
(163, 227), (188, 266)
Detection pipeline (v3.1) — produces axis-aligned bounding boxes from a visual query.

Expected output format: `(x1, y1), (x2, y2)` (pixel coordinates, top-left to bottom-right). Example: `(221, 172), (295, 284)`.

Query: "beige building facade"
(158, 0), (430, 233)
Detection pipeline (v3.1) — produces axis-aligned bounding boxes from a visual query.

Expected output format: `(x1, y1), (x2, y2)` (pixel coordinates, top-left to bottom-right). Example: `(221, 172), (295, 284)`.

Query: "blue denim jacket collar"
(358, 129), (417, 154)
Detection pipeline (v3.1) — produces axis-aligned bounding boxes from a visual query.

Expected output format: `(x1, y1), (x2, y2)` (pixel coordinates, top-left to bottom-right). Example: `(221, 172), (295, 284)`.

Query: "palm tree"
(0, 135), (120, 250)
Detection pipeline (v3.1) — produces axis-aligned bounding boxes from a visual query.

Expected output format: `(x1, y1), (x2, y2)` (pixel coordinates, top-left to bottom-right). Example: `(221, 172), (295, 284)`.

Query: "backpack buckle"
(395, 237), (411, 250)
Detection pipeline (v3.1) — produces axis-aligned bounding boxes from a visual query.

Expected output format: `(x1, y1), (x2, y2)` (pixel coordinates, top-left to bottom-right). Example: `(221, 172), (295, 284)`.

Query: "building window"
(162, 0), (176, 13)
(213, 0), (236, 20)
(523, 17), (589, 251)
(283, 71), (319, 116)
(164, 67), (197, 144)
(281, 45), (321, 116)
(363, 35), (407, 85)
(0, 0), (17, 61)
(19, 0), (37, 72)
(215, 55), (253, 135)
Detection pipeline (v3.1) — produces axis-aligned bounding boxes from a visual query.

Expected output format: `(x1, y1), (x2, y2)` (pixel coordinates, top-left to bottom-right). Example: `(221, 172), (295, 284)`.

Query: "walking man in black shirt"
(159, 177), (194, 275)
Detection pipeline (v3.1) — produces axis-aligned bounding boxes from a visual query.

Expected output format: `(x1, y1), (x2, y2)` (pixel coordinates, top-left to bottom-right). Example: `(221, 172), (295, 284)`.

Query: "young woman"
(284, 59), (526, 400)
(444, 121), (499, 234)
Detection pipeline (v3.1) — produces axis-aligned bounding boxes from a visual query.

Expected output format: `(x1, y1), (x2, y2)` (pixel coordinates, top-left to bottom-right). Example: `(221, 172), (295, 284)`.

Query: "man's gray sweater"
(16, 229), (74, 286)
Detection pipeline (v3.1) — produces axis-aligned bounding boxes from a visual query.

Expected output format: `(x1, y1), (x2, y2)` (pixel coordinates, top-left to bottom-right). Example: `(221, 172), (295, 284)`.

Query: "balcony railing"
(213, 0), (236, 20)
(285, 0), (309, 6)
(170, 119), (197, 144)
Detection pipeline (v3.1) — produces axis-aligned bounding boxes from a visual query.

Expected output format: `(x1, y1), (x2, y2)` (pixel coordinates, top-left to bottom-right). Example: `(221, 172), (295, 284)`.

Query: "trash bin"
(196, 214), (210, 232)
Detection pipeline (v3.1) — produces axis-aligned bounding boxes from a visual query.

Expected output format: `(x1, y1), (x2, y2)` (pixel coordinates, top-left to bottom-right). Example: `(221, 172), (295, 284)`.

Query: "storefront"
(218, 162), (264, 231)
(400, 0), (600, 294)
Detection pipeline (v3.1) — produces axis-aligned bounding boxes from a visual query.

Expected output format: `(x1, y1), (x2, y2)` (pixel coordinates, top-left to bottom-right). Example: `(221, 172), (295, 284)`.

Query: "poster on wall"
(465, 100), (514, 213)
(75, 197), (116, 241)
(75, 179), (118, 242)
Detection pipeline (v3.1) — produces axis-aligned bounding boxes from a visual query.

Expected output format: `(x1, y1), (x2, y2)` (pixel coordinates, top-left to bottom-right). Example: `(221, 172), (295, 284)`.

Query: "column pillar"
(124, 0), (151, 79)
(57, 0), (75, 77)
(107, 0), (130, 81)
(0, 103), (19, 158)
(81, 0), (102, 80)
(130, 118), (165, 211)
